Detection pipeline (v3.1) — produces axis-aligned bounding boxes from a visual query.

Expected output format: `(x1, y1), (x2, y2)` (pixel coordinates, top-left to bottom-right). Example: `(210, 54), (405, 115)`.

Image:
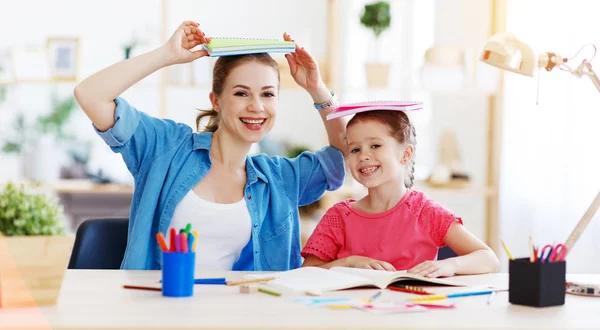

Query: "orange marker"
(156, 232), (169, 252)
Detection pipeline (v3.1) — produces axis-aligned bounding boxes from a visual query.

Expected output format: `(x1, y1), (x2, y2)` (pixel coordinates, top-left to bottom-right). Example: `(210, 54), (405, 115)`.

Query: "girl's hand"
(344, 256), (396, 271)
(163, 21), (210, 65)
(283, 32), (326, 95)
(408, 260), (457, 278)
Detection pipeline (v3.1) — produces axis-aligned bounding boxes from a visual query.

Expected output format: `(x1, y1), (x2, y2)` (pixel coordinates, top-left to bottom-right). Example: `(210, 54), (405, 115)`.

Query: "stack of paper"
(201, 38), (296, 57)
(326, 101), (423, 120)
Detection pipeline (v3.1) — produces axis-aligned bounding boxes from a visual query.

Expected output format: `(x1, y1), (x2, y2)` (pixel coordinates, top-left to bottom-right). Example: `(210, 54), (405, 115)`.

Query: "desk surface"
(1, 270), (599, 330)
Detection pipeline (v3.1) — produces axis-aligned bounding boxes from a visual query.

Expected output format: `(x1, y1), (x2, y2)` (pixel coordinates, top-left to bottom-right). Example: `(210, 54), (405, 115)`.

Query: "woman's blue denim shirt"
(94, 98), (345, 271)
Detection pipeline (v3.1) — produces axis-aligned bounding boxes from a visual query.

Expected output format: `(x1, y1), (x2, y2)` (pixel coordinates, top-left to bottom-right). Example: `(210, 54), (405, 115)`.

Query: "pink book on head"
(326, 101), (423, 120)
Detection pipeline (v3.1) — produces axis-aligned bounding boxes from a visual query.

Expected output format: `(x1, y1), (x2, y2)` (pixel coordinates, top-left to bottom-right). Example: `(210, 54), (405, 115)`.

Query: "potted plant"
(0, 183), (73, 307)
(1, 95), (78, 182)
(360, 1), (392, 88)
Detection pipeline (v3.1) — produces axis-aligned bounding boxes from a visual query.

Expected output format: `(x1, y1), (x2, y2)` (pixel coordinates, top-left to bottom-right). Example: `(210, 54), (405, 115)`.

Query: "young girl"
(301, 110), (500, 277)
(74, 21), (346, 271)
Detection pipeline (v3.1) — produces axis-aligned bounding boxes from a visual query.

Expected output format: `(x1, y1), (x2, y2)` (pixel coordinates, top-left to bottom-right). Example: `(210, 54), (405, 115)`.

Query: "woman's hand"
(283, 32), (326, 95)
(162, 21), (210, 65)
(343, 256), (396, 271)
(408, 260), (457, 278)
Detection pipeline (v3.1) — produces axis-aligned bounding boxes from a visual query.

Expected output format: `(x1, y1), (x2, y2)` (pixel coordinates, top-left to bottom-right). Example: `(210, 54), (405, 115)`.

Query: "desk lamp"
(479, 32), (600, 92)
(478, 32), (600, 256)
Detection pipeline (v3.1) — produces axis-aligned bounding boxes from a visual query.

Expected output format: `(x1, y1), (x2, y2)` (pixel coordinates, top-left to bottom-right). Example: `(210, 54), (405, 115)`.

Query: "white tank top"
(169, 190), (252, 270)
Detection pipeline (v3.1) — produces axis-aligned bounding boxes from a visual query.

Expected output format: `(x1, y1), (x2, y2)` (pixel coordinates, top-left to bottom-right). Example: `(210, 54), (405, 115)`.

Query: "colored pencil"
(226, 276), (277, 286)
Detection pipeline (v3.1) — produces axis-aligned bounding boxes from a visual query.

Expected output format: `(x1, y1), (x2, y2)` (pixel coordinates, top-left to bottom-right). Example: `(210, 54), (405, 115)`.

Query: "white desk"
(1, 270), (598, 330)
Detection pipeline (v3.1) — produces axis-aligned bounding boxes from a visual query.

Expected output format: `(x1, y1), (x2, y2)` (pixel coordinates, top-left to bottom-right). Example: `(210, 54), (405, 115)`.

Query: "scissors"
(538, 243), (567, 263)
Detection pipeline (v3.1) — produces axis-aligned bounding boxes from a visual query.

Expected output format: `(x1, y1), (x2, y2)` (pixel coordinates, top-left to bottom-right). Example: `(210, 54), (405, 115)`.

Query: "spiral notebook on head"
(326, 101), (423, 120)
(201, 37), (296, 57)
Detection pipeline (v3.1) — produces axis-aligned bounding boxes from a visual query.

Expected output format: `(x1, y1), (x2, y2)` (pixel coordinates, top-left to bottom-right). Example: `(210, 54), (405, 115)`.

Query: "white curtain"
(500, 0), (600, 272)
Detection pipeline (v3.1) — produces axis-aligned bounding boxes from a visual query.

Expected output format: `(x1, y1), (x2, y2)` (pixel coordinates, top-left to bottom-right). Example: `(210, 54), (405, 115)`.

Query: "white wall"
(429, 0), (492, 241)
(0, 0), (332, 184)
(500, 0), (600, 273)
(0, 0), (496, 244)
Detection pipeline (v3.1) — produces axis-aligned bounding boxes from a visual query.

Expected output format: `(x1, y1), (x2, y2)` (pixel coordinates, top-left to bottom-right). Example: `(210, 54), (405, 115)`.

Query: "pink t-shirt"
(301, 189), (463, 270)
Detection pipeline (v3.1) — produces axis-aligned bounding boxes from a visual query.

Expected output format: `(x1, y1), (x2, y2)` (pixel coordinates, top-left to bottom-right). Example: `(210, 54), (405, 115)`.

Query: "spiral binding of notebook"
(326, 100), (423, 120)
(202, 37), (295, 57)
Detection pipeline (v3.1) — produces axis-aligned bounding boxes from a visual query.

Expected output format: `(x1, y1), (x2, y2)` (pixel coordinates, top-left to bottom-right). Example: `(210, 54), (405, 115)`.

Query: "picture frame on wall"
(47, 38), (80, 81)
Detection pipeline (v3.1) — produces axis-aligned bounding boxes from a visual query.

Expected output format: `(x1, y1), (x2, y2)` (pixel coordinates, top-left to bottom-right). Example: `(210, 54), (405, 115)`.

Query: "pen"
(500, 239), (514, 260)
(184, 223), (192, 235)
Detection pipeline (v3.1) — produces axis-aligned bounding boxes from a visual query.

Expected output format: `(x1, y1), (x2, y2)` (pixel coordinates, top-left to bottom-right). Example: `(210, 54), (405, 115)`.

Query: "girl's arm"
(283, 33), (346, 155)
(409, 222), (500, 278)
(442, 222), (500, 275)
(303, 254), (396, 271)
(74, 21), (209, 131)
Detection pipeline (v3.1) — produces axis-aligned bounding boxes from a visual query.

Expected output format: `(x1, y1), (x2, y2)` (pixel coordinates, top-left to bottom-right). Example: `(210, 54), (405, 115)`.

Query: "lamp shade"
(479, 32), (536, 77)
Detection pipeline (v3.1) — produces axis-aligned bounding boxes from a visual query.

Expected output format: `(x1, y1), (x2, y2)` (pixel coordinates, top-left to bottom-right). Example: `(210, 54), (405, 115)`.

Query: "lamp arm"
(573, 60), (600, 93)
(540, 51), (600, 93)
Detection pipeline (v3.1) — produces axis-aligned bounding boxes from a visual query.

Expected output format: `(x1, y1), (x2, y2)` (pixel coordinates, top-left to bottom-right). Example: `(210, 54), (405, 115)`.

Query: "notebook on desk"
(252, 267), (464, 293)
(201, 37), (296, 57)
(326, 101), (423, 120)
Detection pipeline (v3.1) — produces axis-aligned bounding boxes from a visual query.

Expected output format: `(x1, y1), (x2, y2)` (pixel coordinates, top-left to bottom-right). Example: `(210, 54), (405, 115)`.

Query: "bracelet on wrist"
(313, 91), (338, 111)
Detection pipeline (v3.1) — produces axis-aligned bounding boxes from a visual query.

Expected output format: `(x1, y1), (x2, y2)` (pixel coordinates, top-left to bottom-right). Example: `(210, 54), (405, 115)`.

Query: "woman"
(74, 21), (346, 271)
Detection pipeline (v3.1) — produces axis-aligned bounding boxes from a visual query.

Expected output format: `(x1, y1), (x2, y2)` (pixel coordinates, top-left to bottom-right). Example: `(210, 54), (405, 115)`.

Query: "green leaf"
(2, 141), (22, 153)
(0, 182), (66, 236)
(360, 1), (392, 39)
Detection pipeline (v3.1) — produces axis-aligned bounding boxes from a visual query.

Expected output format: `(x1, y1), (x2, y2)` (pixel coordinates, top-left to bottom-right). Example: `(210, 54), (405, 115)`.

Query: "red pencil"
(123, 284), (161, 292)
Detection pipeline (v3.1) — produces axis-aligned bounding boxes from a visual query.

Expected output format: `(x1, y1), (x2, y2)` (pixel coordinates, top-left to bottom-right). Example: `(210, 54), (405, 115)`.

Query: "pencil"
(487, 290), (496, 305)
(258, 287), (281, 297)
(500, 239), (514, 260)
(123, 284), (161, 292)
(226, 276), (277, 286)
(369, 291), (382, 303)
(529, 236), (535, 263)
(409, 290), (495, 302)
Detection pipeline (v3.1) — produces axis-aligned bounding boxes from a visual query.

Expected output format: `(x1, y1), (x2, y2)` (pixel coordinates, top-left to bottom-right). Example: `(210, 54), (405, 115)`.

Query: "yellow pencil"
(226, 276), (277, 286)
(501, 239), (514, 260)
(192, 230), (199, 252)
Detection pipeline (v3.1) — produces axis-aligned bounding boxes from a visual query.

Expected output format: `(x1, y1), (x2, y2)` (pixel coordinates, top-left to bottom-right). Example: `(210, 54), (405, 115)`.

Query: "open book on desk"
(252, 267), (465, 293)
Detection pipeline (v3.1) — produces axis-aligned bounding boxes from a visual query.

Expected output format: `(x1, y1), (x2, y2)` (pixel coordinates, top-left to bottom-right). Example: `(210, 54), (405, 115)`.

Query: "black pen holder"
(509, 258), (566, 307)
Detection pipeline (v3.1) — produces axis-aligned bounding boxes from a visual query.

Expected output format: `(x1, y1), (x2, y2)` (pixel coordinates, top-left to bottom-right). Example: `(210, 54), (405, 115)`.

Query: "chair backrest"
(68, 218), (129, 269)
(437, 246), (458, 260)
